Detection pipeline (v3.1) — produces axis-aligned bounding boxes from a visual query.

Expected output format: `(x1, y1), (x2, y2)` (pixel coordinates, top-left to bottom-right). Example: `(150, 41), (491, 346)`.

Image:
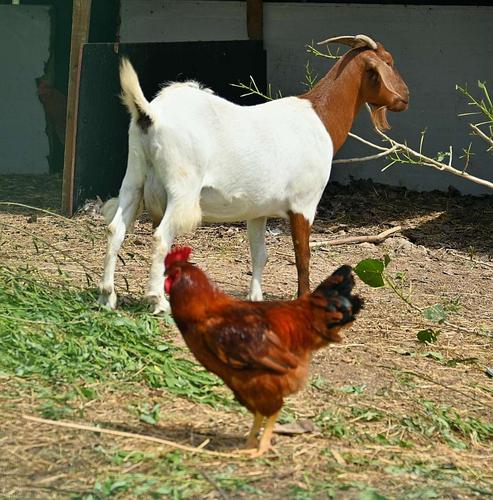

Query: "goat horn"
(317, 34), (378, 50)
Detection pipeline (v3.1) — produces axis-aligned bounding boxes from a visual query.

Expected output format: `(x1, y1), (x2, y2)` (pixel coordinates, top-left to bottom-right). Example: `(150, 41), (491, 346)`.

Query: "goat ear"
(363, 55), (393, 131)
(363, 55), (399, 96)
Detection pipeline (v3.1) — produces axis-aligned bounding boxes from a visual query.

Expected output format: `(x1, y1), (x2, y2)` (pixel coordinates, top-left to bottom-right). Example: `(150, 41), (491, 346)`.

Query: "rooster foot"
(233, 443), (272, 458)
(243, 437), (259, 450)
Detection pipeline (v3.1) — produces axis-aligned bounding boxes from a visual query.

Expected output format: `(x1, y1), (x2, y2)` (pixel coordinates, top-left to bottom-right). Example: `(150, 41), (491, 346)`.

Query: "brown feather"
(167, 261), (362, 418)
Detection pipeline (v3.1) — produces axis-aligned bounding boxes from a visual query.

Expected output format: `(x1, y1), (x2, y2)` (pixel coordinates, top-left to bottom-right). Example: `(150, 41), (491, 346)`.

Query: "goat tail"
(119, 58), (153, 131)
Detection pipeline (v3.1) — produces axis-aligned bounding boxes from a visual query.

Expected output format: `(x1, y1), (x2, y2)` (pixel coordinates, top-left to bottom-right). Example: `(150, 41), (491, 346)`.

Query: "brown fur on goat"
(301, 38), (409, 153)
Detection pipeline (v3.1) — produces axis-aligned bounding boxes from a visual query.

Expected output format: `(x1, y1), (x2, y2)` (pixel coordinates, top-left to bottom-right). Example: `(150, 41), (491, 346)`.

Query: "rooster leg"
(244, 412), (264, 449)
(252, 411), (280, 457)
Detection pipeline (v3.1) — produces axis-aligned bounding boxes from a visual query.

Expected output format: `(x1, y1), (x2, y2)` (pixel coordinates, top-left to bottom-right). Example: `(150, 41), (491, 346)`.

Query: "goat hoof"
(247, 291), (263, 302)
(145, 293), (171, 315)
(98, 286), (117, 309)
(152, 303), (171, 315)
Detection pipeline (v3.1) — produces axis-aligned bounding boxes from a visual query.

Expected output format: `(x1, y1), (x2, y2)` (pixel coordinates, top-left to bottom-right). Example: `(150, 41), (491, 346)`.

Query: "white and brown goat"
(99, 34), (409, 314)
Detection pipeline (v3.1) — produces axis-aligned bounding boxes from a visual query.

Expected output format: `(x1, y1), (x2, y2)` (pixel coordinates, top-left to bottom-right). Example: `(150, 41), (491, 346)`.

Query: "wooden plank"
(247, 0), (263, 41)
(62, 0), (92, 216)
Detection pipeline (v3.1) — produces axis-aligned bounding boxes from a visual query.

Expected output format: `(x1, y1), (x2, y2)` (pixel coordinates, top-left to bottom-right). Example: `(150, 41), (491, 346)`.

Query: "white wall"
(120, 1), (493, 195)
(121, 1), (247, 41)
(0, 5), (51, 174)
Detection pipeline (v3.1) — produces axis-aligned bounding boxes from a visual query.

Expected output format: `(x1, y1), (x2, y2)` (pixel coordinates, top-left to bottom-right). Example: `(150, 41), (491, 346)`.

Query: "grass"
(77, 453), (265, 499)
(0, 265), (232, 409)
(1, 189), (493, 498)
(313, 399), (492, 450)
(1, 264), (492, 498)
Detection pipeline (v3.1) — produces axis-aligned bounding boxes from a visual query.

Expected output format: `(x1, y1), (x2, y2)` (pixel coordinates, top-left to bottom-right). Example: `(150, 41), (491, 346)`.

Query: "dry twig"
(310, 226), (401, 249)
(22, 415), (247, 459)
(334, 106), (493, 191)
(378, 365), (492, 407)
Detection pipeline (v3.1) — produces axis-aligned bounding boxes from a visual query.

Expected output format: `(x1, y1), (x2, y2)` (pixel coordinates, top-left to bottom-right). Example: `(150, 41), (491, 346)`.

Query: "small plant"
(339, 384), (367, 395)
(354, 256), (485, 341)
(230, 75), (281, 101)
(302, 60), (318, 90)
(422, 304), (447, 324)
(350, 406), (383, 422)
(315, 409), (350, 438)
(310, 374), (326, 390)
(0, 266), (233, 408)
(417, 329), (440, 344)
(136, 402), (161, 425)
(401, 400), (493, 449)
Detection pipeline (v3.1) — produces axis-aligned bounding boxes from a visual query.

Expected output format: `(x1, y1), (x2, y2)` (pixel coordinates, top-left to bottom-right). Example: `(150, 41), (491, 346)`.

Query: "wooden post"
(247, 0), (263, 42)
(62, 0), (92, 216)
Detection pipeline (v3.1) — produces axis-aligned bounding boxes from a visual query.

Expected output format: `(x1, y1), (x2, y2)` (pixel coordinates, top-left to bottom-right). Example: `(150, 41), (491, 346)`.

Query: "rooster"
(165, 247), (363, 456)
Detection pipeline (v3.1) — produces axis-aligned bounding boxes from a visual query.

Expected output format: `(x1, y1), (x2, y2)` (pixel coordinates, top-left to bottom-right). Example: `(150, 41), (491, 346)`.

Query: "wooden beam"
(62, 0), (92, 216)
(247, 0), (263, 41)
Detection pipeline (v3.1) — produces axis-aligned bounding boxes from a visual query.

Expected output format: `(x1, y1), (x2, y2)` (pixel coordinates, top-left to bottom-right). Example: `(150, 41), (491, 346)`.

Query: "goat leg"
(247, 217), (268, 301)
(288, 211), (311, 296)
(99, 188), (142, 308)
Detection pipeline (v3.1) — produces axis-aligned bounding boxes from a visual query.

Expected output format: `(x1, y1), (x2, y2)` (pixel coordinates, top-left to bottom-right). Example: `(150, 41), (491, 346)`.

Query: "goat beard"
(370, 106), (390, 132)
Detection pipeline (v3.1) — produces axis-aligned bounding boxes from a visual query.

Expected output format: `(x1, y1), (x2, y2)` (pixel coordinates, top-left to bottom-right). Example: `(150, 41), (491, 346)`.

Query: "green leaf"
(417, 329), (440, 344)
(422, 304), (447, 323)
(423, 351), (444, 362)
(354, 259), (387, 288)
(339, 384), (366, 394)
(310, 375), (325, 390)
(359, 489), (388, 500)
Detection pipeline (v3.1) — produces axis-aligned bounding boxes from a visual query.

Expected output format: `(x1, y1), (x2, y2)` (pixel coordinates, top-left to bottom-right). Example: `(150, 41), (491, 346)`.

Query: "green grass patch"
(401, 400), (493, 449)
(0, 266), (232, 408)
(77, 450), (263, 499)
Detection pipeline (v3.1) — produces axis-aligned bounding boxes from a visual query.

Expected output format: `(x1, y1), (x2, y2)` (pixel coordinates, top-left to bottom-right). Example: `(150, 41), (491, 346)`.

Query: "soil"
(1, 176), (492, 498)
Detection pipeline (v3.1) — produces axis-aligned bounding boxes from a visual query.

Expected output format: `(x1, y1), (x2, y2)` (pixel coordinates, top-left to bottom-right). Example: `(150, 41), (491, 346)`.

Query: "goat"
(99, 34), (409, 314)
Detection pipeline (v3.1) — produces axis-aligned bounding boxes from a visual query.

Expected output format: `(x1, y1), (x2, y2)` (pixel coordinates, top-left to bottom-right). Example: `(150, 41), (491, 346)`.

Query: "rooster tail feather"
(312, 265), (363, 331)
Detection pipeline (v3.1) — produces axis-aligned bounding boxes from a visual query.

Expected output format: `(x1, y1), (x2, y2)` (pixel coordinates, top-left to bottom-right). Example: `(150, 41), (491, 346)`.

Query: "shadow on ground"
(320, 179), (493, 256)
(0, 174), (491, 256)
(0, 174), (62, 212)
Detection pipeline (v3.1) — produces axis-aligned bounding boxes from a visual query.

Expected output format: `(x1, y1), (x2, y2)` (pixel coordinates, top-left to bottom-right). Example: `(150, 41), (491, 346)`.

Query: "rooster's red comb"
(165, 246), (192, 269)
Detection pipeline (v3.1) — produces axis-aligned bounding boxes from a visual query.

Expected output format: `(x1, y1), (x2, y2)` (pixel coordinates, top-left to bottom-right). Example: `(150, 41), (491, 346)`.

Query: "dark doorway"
(73, 40), (266, 211)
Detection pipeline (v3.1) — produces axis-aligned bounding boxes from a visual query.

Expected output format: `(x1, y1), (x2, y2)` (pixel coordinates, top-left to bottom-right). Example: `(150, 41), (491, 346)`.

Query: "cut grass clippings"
(0, 266), (233, 409)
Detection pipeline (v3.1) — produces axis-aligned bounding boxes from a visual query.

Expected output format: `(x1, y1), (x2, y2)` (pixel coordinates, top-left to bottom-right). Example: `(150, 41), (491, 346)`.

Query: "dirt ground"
(1, 177), (492, 498)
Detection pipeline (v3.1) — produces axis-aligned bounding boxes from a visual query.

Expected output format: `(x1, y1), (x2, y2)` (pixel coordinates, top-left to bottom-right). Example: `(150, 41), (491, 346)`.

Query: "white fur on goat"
(100, 36), (408, 313)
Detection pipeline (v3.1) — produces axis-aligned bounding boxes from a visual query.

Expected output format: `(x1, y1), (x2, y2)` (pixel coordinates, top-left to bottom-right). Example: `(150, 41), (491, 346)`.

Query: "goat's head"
(319, 35), (409, 131)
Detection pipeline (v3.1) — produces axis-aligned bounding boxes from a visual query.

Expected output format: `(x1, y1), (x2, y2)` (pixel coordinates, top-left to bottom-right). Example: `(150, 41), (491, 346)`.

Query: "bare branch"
(347, 132), (390, 152)
(22, 415), (247, 459)
(333, 144), (398, 164)
(470, 123), (493, 149)
(310, 226), (401, 249)
(364, 106), (493, 190)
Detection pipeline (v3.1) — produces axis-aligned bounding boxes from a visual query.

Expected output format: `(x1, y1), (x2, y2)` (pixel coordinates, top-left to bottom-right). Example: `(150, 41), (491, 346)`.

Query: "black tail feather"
(313, 265), (363, 327)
